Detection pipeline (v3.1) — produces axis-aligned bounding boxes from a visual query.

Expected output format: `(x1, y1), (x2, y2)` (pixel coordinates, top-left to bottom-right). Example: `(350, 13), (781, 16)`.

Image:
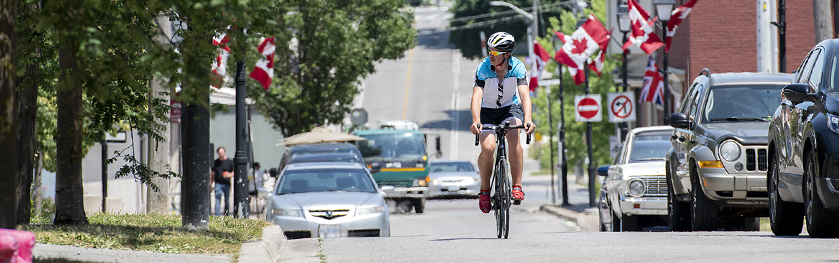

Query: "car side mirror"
(269, 168), (278, 178)
(370, 163), (382, 174)
(783, 83), (817, 104)
(670, 113), (691, 129)
(597, 165), (610, 177)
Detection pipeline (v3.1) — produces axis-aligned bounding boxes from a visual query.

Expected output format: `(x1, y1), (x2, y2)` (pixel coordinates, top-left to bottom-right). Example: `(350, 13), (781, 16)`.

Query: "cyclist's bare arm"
(470, 85), (484, 135)
(516, 84), (535, 134)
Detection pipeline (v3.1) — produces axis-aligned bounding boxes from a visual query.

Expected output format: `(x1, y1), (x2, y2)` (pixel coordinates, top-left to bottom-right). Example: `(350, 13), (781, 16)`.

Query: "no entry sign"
(575, 95), (602, 122)
(607, 92), (636, 123)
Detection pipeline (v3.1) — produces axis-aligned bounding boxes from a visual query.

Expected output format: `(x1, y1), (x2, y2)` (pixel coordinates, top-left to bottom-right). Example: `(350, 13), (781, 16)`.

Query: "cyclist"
(470, 32), (535, 213)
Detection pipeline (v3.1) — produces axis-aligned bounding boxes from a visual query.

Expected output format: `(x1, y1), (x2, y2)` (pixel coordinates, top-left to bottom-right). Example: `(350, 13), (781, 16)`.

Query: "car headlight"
(357, 206), (385, 215)
(628, 180), (645, 197)
(272, 208), (303, 217)
(719, 140), (741, 162)
(432, 179), (439, 185)
(413, 177), (428, 187)
(828, 114), (839, 134)
(462, 177), (475, 184)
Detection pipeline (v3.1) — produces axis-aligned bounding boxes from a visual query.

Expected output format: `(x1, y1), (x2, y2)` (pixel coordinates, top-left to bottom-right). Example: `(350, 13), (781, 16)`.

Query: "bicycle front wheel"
(501, 159), (511, 239)
(493, 160), (504, 238)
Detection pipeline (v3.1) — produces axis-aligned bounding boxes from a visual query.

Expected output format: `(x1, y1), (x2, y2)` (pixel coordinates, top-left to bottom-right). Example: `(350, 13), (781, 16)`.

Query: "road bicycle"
(475, 121), (531, 239)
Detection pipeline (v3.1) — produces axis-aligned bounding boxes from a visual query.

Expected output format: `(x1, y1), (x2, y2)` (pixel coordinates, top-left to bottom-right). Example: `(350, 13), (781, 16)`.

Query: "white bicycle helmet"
(487, 32), (516, 52)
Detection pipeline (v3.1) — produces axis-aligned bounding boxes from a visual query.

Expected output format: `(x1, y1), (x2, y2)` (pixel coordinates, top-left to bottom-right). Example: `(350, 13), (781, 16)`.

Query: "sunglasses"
(488, 50), (507, 57)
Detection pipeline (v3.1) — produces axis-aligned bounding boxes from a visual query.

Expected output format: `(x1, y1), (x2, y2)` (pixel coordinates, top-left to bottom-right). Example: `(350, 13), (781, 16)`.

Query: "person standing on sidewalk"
(212, 146), (234, 216)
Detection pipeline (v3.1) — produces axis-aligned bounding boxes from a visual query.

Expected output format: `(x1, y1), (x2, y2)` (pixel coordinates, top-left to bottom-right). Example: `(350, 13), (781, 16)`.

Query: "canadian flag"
(587, 50), (605, 77)
(249, 37), (275, 90)
(210, 33), (231, 89)
(622, 0), (664, 54)
(553, 13), (610, 85)
(529, 40), (551, 91)
(666, 0), (698, 52)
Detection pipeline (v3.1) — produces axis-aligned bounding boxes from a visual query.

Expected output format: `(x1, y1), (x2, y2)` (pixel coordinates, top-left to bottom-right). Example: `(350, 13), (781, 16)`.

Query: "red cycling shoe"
(479, 190), (491, 213)
(512, 186), (524, 205)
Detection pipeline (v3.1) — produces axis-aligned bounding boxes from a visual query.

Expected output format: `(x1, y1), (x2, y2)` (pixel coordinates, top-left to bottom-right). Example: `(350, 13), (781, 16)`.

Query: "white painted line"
(451, 51), (461, 159)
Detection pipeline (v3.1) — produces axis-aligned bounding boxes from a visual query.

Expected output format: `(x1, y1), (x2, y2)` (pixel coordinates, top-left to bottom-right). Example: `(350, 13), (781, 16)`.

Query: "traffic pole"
(584, 61), (595, 208)
(182, 80), (210, 229)
(546, 85), (555, 205)
(559, 66), (569, 206)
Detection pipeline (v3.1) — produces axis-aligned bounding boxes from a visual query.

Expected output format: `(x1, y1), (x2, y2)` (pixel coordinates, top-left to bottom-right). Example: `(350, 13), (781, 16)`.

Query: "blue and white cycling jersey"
(473, 56), (528, 109)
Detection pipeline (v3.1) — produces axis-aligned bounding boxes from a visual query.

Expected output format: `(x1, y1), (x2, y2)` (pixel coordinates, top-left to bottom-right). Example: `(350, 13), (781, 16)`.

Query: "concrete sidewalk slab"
(33, 243), (232, 263)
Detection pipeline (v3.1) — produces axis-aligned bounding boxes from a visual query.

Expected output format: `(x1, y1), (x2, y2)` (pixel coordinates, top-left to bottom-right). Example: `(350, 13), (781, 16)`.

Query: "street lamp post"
(654, 0), (675, 125)
(616, 4), (630, 142)
(490, 1), (536, 63)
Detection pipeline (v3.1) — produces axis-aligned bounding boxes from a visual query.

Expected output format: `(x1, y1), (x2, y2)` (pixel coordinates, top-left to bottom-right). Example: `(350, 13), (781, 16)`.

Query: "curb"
(539, 204), (598, 232)
(239, 225), (284, 263)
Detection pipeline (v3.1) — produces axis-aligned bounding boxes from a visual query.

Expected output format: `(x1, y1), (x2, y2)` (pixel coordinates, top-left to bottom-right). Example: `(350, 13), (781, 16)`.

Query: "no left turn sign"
(575, 95), (602, 122)
(608, 92), (636, 123)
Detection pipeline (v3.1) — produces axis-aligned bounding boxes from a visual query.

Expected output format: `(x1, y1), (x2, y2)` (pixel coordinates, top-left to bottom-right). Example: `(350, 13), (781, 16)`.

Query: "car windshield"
(429, 162), (475, 173)
(276, 168), (376, 194)
(703, 84), (784, 122)
(356, 133), (426, 160)
(629, 131), (672, 162)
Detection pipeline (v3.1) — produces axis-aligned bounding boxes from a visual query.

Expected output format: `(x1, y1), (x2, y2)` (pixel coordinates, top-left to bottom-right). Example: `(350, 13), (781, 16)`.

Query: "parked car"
(598, 126), (673, 232)
(269, 143), (367, 177)
(266, 162), (390, 239)
(768, 39), (839, 238)
(427, 159), (481, 198)
(666, 70), (792, 231)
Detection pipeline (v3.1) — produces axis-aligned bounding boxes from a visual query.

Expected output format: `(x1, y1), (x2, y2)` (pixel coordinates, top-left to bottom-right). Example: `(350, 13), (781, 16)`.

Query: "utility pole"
(147, 13), (172, 215)
(181, 27), (211, 229)
(813, 0), (834, 44)
(771, 0), (786, 72)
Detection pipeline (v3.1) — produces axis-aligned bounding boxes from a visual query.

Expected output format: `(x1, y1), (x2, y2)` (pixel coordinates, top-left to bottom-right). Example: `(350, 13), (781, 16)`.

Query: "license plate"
(447, 186), (460, 192)
(318, 224), (341, 239)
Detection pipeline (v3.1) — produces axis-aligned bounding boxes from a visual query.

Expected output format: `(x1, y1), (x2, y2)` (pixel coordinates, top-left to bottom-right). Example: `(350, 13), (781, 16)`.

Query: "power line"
(447, 1), (581, 31)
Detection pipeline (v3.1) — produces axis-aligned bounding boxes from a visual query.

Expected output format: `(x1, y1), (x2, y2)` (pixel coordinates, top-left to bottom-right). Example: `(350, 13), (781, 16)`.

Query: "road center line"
(402, 48), (414, 120)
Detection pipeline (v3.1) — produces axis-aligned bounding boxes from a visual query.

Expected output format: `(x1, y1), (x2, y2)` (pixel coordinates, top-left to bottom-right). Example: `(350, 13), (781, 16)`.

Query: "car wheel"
(769, 150), (803, 236)
(412, 198), (425, 214)
(804, 149), (839, 238)
(668, 167), (691, 232)
(691, 166), (719, 231)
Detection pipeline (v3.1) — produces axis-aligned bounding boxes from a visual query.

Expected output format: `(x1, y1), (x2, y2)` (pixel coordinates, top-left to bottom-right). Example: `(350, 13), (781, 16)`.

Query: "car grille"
(745, 148), (768, 172)
(639, 176), (667, 197)
(309, 209), (350, 220)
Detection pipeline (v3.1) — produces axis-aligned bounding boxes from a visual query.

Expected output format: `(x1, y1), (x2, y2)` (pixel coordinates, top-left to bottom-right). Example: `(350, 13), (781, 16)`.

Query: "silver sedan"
(427, 159), (481, 198)
(266, 162), (390, 239)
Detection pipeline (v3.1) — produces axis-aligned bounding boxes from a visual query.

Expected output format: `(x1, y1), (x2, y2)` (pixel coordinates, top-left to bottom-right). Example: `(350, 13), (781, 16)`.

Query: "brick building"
(606, 0), (819, 127)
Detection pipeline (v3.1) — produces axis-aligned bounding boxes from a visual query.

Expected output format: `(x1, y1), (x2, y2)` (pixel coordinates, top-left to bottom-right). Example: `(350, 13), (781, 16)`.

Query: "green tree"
(530, 1), (617, 174)
(248, 0), (417, 137)
(448, 0), (571, 59)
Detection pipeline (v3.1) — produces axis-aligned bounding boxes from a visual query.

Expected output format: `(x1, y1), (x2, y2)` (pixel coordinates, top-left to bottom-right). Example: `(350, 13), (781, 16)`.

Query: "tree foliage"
(530, 0), (618, 172)
(448, 0), (572, 59)
(248, 0), (417, 137)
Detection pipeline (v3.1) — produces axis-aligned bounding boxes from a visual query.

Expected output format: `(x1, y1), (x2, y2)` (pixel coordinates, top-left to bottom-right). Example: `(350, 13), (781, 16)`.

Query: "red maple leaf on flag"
(571, 38), (588, 55)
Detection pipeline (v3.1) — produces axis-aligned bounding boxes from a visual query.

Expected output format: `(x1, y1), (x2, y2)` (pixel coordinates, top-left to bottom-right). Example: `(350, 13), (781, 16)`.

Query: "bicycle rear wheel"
(493, 160), (504, 238)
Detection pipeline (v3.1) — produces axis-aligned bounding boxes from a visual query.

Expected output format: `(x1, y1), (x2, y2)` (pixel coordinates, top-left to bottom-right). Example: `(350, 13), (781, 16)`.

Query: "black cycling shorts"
(480, 104), (523, 127)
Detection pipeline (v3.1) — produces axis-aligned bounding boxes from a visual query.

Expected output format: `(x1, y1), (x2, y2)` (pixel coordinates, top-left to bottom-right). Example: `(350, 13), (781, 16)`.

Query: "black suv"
(666, 70), (792, 231)
(768, 39), (839, 238)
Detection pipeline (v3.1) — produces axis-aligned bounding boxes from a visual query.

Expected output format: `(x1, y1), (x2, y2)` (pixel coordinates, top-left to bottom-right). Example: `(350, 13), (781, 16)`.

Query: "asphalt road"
(275, 5), (839, 263)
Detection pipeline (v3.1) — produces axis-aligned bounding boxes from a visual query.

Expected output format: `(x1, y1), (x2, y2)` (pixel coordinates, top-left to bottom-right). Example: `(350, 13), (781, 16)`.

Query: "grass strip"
(19, 214), (272, 255)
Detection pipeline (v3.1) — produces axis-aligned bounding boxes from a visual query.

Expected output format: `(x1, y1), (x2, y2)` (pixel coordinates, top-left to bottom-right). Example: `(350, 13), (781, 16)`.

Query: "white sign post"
(607, 92), (636, 123)
(575, 94), (602, 122)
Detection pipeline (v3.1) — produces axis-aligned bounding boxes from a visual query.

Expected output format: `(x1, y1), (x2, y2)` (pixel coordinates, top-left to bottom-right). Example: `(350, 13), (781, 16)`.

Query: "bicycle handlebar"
(474, 123), (532, 146)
